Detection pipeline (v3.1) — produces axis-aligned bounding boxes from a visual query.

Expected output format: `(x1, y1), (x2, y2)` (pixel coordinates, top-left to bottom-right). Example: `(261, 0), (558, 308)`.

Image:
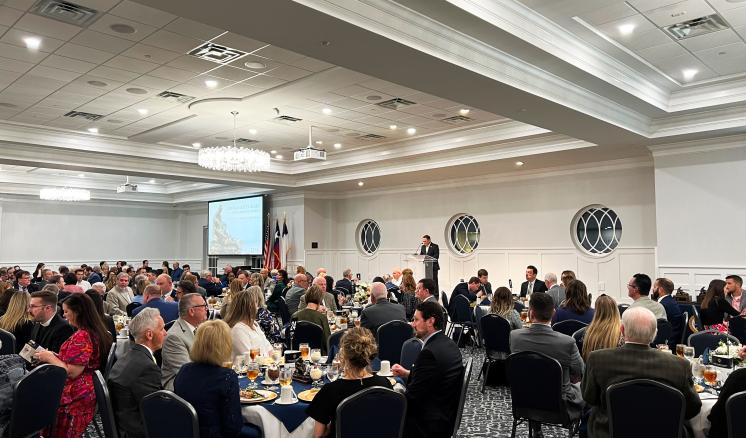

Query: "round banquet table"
(689, 365), (736, 438)
(239, 377), (317, 438)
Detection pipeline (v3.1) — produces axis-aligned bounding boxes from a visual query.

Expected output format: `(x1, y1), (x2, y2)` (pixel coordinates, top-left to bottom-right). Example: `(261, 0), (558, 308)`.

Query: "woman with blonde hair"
(306, 327), (393, 438)
(0, 291), (33, 353)
(250, 272), (262, 287)
(580, 295), (624, 361)
(488, 287), (523, 330)
(225, 289), (272, 358)
(247, 285), (280, 343)
(174, 320), (243, 438)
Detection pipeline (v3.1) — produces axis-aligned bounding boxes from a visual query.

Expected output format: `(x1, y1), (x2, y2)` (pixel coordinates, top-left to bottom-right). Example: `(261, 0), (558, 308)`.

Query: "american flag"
(262, 213), (272, 269)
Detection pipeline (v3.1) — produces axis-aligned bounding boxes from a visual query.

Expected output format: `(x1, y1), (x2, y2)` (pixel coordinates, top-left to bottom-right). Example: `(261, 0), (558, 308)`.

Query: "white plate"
(377, 371), (394, 377)
(274, 398), (298, 405)
(261, 379), (279, 385)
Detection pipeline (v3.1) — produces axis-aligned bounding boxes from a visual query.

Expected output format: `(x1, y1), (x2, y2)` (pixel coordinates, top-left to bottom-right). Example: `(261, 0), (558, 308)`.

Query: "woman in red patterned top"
(35, 293), (112, 437)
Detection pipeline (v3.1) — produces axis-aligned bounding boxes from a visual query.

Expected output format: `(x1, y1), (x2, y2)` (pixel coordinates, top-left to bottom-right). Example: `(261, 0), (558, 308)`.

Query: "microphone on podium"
(508, 278), (513, 290)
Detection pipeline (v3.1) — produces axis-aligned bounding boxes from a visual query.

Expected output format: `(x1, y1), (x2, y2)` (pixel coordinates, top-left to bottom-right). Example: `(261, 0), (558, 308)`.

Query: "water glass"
(310, 364), (323, 387)
(326, 363), (339, 382)
(246, 361), (260, 388)
(683, 346), (695, 361)
(279, 365), (293, 387)
(310, 348), (322, 364)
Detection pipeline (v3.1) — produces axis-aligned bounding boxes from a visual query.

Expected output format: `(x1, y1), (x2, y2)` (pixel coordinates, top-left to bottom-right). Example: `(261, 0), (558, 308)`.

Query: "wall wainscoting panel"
(657, 266), (746, 300)
(303, 247), (656, 303)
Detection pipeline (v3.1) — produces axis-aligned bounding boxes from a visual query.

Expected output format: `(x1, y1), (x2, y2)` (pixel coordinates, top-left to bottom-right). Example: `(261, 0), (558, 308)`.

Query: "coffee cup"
(379, 360), (391, 375)
(280, 385), (298, 403)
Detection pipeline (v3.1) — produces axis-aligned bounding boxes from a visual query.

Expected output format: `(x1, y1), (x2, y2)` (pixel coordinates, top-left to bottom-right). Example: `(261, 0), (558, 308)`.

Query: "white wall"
(303, 163), (658, 303)
(655, 145), (746, 294)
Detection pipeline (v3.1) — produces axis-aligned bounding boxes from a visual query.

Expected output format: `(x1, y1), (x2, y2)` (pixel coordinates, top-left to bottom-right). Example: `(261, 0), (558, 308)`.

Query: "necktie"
(528, 282), (533, 294)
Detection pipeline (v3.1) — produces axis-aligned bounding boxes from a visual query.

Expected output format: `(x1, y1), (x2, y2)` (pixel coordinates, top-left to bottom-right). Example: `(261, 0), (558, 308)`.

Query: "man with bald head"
(360, 281), (407, 334)
(582, 307), (701, 438)
(299, 276), (338, 311)
(155, 273), (176, 301)
(285, 273), (309, 314)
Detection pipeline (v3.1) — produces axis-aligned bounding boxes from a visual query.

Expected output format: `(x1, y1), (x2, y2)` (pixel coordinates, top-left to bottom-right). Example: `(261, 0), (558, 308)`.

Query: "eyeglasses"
(28, 304), (49, 309)
(190, 304), (208, 310)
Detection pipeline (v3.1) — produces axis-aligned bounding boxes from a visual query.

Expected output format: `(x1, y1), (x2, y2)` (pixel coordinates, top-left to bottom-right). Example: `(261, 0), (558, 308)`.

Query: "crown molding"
(648, 133), (746, 158)
(651, 106), (746, 138)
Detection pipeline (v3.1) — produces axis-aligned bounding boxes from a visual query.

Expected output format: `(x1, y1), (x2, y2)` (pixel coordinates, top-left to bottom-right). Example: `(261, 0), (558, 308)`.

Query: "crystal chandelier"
(39, 187), (91, 201)
(197, 111), (270, 172)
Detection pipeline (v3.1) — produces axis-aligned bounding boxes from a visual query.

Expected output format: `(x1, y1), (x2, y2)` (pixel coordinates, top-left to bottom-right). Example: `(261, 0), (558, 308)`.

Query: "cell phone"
(356, 273), (361, 280)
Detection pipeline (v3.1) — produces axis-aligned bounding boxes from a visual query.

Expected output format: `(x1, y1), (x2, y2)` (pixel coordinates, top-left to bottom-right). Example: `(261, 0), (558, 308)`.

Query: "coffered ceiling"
(0, 0), (744, 204)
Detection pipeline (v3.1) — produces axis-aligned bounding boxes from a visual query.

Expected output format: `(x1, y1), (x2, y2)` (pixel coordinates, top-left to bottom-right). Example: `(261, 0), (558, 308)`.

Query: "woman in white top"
(224, 289), (273, 359)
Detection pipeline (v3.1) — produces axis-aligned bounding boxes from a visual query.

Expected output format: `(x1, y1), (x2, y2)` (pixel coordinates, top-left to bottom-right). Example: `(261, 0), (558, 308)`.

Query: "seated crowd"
(0, 260), (745, 438)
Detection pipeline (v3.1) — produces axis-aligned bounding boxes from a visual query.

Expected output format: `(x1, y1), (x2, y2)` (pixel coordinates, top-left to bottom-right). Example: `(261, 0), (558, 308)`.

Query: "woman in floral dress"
(36, 293), (112, 437)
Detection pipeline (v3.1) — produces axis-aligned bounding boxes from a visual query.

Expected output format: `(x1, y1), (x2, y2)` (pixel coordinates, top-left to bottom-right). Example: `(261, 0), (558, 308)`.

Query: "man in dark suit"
(14, 270), (40, 293)
(582, 306), (701, 438)
(197, 270), (223, 297)
(477, 268), (492, 296)
(28, 291), (74, 353)
(360, 282), (406, 334)
(510, 293), (584, 436)
(392, 301), (464, 438)
(654, 277), (684, 350)
(449, 277), (485, 314)
(132, 284), (179, 323)
(108, 307), (166, 438)
(520, 265), (547, 297)
(335, 268), (355, 296)
(419, 235), (440, 291)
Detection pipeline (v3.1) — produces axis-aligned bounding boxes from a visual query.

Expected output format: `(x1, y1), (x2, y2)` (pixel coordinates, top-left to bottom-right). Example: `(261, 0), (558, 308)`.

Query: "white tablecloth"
(241, 406), (314, 438)
(690, 393), (718, 438)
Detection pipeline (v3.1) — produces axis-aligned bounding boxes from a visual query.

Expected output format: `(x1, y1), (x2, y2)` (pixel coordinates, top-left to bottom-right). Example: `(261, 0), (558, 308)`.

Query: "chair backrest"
(552, 319), (588, 337)
(441, 291), (450, 315)
(688, 329), (740, 357)
(474, 305), (489, 345)
(513, 301), (525, 312)
(728, 316), (746, 344)
(607, 379), (684, 438)
(292, 321), (324, 350)
(653, 318), (673, 346)
(141, 390), (199, 438)
(326, 328), (347, 364)
(573, 326), (586, 355)
(9, 364), (67, 438)
(451, 295), (473, 324)
(506, 351), (569, 425)
(277, 296), (291, 325)
(399, 338), (423, 370)
(680, 311), (689, 345)
(726, 389), (746, 438)
(0, 328), (15, 355)
(377, 320), (414, 364)
(452, 358), (473, 437)
(336, 387), (406, 438)
(105, 342), (118, 378)
(126, 302), (142, 317)
(480, 314), (511, 354)
(92, 370), (119, 438)
(618, 304), (630, 316)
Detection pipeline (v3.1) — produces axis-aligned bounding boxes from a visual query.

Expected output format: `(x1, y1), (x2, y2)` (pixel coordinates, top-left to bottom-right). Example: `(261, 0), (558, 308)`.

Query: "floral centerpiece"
(711, 339), (744, 367)
(353, 282), (370, 304)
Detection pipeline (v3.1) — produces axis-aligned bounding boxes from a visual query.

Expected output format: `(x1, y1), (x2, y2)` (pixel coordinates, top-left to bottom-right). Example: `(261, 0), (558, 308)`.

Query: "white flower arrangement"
(354, 282), (370, 303)
(714, 340), (742, 359)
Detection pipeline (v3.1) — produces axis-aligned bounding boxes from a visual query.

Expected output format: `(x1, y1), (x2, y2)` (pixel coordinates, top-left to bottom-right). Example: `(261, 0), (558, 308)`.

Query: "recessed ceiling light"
(406, 127), (416, 135)
(321, 41), (331, 46)
(682, 68), (698, 81)
(78, 173), (85, 178)
(137, 108), (148, 116)
(248, 128), (257, 135)
(148, 179), (156, 184)
(389, 125), (397, 130)
(204, 80), (218, 88)
(23, 36), (41, 50)
(86, 80), (107, 87)
(275, 155), (283, 160)
(333, 143), (342, 149)
(366, 95), (382, 101)
(515, 161), (525, 167)
(0, 102), (19, 108)
(244, 61), (267, 69)
(110, 23), (136, 34)
(315, 140), (323, 145)
(618, 23), (636, 36)
(87, 128), (98, 133)
(322, 108), (332, 115)
(125, 87), (147, 95)
(459, 108), (470, 116)
(357, 181), (364, 187)
(270, 150), (277, 154)
(192, 142), (201, 148)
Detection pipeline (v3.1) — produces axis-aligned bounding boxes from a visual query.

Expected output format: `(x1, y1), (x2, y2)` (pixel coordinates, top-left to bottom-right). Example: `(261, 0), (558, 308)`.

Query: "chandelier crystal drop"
(197, 111), (270, 173)
(39, 187), (91, 201)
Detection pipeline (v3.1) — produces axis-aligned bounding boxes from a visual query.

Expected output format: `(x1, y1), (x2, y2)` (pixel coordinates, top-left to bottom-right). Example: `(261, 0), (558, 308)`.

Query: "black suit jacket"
(107, 343), (162, 438)
(520, 279), (547, 297)
(198, 278), (223, 297)
(404, 331), (463, 438)
(419, 243), (440, 270)
(335, 278), (354, 296)
(30, 314), (75, 353)
(449, 283), (477, 314)
(660, 295), (684, 348)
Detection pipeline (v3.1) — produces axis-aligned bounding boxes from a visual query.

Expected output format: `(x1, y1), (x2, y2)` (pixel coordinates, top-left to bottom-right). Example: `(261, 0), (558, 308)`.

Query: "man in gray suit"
(300, 276), (338, 311)
(510, 293), (584, 437)
(108, 308), (166, 438)
(545, 273), (564, 309)
(361, 282), (407, 334)
(160, 293), (208, 390)
(582, 307), (701, 438)
(285, 274), (309, 314)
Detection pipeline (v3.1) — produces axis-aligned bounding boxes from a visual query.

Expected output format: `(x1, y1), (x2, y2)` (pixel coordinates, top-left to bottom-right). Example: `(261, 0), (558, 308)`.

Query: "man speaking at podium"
(420, 235), (440, 291)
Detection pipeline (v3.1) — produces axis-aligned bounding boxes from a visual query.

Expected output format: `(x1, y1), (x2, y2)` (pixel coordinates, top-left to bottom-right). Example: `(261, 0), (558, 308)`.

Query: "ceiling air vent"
(155, 91), (195, 104)
(235, 138), (258, 144)
(442, 115), (473, 124)
(376, 98), (416, 110)
(188, 42), (247, 64)
(360, 134), (385, 140)
(663, 14), (729, 40)
(64, 110), (103, 121)
(274, 115), (302, 122)
(30, 0), (99, 27)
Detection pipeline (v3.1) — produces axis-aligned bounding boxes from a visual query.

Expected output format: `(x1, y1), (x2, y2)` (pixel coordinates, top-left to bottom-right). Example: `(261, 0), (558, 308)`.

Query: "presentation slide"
(208, 196), (264, 255)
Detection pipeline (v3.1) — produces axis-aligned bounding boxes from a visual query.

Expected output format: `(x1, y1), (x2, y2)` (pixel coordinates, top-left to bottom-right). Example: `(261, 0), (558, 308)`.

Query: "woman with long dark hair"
(267, 269), (289, 313)
(700, 279), (739, 332)
(32, 263), (45, 282)
(553, 280), (595, 324)
(35, 293), (113, 437)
